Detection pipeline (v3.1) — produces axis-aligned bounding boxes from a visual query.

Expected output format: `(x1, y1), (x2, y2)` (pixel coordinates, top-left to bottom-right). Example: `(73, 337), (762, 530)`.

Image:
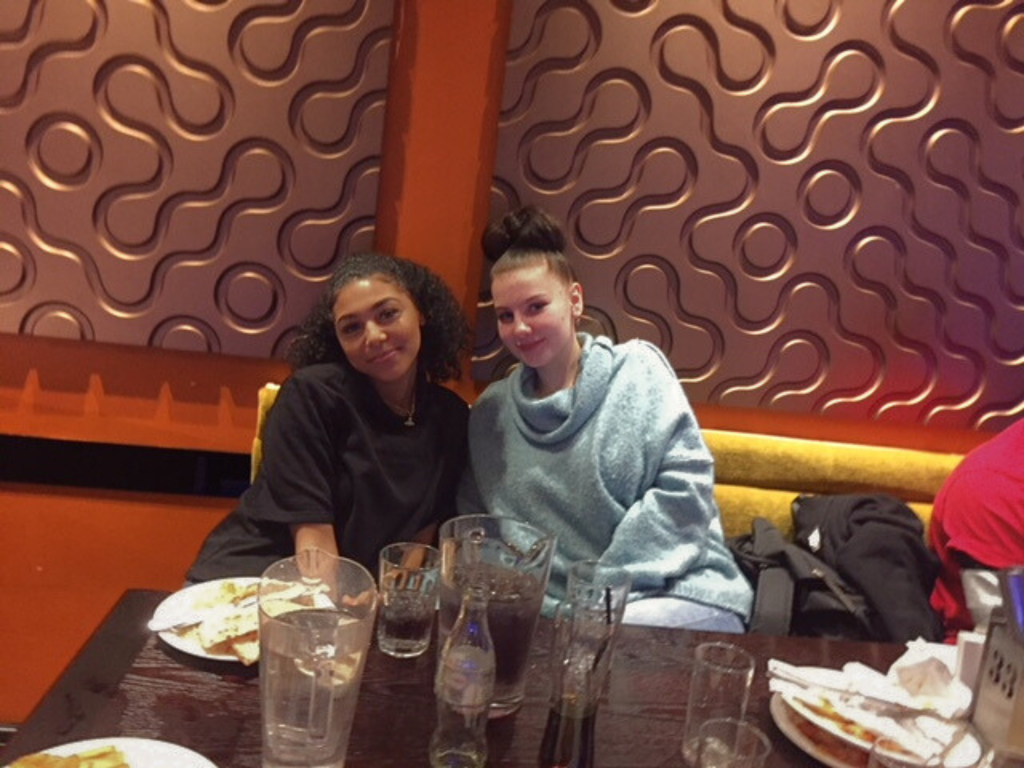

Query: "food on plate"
(798, 696), (879, 745)
(9, 745), (129, 767)
(194, 599), (259, 657)
(786, 701), (871, 767)
(229, 634), (261, 666)
(169, 579), (260, 665)
(164, 578), (330, 665)
(784, 694), (920, 765)
(192, 578), (258, 611)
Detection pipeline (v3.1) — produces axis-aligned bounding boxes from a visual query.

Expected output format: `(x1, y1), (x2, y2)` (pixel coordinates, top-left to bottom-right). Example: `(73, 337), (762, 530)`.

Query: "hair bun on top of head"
(481, 205), (565, 263)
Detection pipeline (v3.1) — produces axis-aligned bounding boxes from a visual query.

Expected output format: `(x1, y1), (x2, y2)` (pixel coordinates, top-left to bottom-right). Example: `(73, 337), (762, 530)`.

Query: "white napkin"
(889, 639), (958, 697)
(769, 640), (971, 719)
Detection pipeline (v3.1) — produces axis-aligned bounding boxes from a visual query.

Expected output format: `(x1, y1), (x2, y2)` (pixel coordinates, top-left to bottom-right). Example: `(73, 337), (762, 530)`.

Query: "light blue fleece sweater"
(461, 333), (753, 620)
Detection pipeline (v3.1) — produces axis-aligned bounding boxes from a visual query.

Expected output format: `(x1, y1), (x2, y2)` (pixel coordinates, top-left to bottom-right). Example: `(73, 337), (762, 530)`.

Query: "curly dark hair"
(481, 205), (576, 285)
(286, 252), (470, 382)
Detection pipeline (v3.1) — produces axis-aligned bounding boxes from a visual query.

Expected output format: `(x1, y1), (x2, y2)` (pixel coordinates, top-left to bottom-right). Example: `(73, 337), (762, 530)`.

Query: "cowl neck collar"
(509, 333), (613, 444)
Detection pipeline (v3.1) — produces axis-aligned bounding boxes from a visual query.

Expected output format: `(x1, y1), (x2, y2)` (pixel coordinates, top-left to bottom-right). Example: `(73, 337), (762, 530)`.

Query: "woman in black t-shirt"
(187, 253), (471, 581)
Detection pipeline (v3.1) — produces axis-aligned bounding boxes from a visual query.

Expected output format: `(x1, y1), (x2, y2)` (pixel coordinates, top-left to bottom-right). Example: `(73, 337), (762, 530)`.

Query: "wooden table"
(1, 589), (904, 767)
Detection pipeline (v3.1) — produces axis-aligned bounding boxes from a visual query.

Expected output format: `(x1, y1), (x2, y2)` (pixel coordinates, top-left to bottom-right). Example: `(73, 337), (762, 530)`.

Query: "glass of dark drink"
(539, 694), (597, 768)
(437, 515), (555, 717)
(539, 560), (631, 768)
(376, 542), (440, 658)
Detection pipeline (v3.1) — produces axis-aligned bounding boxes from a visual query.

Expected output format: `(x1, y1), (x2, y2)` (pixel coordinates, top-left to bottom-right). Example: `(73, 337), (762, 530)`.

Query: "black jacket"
(792, 493), (944, 642)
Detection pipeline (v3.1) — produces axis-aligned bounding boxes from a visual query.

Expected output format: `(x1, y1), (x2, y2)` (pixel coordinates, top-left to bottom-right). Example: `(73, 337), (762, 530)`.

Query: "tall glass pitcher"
(438, 514), (555, 717)
(259, 548), (377, 768)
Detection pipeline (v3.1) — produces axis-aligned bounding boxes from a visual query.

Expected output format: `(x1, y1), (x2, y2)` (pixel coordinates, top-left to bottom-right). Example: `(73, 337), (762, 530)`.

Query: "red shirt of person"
(930, 418), (1024, 642)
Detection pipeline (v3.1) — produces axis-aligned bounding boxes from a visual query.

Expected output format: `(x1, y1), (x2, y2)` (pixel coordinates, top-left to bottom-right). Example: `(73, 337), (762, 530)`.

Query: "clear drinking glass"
(866, 743), (943, 768)
(681, 642), (755, 765)
(259, 548), (378, 768)
(538, 561), (631, 768)
(377, 542), (440, 658)
(565, 560), (632, 624)
(695, 718), (771, 768)
(437, 514), (555, 717)
(975, 750), (1024, 768)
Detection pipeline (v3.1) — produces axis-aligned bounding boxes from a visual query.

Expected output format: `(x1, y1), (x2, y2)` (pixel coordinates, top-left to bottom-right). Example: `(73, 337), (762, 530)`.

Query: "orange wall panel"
(0, 483), (234, 590)
(0, 333), (290, 452)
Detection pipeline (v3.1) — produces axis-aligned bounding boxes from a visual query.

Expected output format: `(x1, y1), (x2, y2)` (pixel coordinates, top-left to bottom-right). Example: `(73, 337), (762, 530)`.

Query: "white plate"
(8, 737), (217, 767)
(770, 693), (862, 768)
(152, 577), (259, 662)
(774, 693), (983, 768)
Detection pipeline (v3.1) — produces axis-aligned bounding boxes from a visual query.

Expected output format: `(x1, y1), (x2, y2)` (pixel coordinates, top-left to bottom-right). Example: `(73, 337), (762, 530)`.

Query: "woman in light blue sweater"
(459, 207), (753, 631)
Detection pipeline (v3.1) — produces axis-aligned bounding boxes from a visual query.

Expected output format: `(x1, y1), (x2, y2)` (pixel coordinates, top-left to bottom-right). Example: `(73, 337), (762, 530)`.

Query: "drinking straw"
(591, 586), (614, 672)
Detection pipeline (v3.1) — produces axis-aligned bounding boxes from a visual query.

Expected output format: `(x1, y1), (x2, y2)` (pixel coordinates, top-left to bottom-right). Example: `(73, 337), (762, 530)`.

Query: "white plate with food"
(770, 693), (866, 768)
(6, 737), (217, 767)
(151, 577), (261, 665)
(774, 692), (983, 768)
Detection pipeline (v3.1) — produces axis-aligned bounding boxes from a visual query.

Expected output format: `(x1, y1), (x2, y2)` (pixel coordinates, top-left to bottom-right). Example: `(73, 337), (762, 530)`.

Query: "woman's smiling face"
(333, 275), (422, 389)
(491, 260), (582, 382)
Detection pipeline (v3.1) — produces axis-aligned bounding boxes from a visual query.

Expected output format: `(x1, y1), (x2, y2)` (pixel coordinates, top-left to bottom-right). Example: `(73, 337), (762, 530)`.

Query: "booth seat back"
(703, 429), (965, 539)
(0, 482), (234, 725)
(250, 382), (281, 481)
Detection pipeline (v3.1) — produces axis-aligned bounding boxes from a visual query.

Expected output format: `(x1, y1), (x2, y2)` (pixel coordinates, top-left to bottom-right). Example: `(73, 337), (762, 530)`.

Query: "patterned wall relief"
(0, 0), (392, 357)
(481, 0), (1024, 431)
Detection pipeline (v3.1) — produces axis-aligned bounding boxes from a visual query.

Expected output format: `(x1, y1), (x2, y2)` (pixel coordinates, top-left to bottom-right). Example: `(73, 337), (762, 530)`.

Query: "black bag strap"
(729, 516), (875, 639)
(745, 518), (794, 636)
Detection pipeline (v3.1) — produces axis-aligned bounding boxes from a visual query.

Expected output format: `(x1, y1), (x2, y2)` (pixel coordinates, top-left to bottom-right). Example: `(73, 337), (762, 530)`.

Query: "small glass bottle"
(429, 584), (495, 768)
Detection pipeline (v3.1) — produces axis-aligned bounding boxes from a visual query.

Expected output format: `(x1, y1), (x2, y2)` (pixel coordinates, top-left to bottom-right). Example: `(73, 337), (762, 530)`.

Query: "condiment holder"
(971, 568), (1024, 760)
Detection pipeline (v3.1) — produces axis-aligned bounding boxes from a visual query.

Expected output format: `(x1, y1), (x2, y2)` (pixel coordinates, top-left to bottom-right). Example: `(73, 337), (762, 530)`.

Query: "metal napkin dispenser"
(971, 568), (1024, 758)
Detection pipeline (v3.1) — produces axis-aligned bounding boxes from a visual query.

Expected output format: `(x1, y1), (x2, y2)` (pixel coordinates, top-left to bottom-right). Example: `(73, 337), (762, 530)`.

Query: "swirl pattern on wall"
(482, 0), (1024, 430)
(0, 0), (392, 355)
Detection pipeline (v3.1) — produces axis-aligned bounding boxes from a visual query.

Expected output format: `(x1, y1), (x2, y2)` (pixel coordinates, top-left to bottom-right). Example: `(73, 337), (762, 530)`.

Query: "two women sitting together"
(188, 206), (753, 633)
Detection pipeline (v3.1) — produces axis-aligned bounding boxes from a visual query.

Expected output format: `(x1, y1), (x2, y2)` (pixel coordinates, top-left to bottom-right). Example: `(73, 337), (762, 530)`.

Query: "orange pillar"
(375, 0), (511, 383)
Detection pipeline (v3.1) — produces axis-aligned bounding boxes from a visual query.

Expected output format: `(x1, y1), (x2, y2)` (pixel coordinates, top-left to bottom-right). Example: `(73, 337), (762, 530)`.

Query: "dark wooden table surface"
(1, 589), (905, 767)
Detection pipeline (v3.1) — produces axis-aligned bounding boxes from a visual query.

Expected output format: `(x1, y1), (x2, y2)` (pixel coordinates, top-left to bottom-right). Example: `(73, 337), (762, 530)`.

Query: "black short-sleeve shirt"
(187, 363), (469, 580)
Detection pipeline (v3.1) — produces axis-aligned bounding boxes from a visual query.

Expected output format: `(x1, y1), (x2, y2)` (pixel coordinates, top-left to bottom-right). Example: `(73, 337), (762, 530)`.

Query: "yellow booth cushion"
(703, 429), (964, 539)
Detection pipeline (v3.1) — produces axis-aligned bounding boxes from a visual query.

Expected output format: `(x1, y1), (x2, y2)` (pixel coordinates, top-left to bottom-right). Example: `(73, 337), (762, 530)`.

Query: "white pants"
(623, 596), (745, 633)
